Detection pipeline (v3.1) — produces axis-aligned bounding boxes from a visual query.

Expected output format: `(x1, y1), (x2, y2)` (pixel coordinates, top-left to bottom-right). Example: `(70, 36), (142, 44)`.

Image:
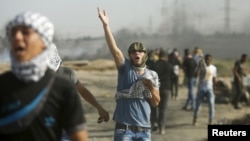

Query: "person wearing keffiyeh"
(0, 11), (88, 141)
(98, 7), (160, 141)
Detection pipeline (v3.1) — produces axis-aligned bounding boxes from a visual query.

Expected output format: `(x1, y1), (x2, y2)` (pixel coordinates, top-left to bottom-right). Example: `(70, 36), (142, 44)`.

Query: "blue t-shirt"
(113, 59), (158, 128)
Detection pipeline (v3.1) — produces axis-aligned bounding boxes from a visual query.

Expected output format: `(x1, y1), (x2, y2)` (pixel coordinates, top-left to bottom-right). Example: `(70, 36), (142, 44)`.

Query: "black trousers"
(151, 87), (170, 129)
(233, 80), (243, 105)
(171, 75), (179, 98)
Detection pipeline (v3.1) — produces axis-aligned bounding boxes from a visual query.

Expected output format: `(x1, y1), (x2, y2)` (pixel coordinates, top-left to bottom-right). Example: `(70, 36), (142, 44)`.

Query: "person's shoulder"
(234, 59), (240, 64)
(57, 66), (76, 75)
(153, 60), (163, 67)
(210, 64), (217, 70)
(51, 70), (75, 87)
(58, 66), (74, 72)
(146, 68), (158, 75)
(0, 71), (12, 76)
(0, 71), (13, 80)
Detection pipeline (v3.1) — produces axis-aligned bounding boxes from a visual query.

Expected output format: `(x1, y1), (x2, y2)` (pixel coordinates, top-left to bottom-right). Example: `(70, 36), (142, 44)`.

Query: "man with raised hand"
(98, 7), (160, 141)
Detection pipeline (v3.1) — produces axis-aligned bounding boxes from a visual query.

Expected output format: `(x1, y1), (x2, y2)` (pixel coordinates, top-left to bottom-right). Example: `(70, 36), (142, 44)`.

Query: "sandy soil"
(76, 69), (250, 141)
(1, 60), (250, 141)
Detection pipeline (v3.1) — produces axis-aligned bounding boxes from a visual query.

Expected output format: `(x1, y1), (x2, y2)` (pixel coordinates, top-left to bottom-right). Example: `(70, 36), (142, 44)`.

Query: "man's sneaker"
(188, 107), (194, 111)
(151, 122), (158, 132)
(182, 106), (188, 111)
(234, 103), (242, 109)
(208, 120), (213, 125)
(182, 106), (193, 111)
(159, 128), (165, 135)
(193, 118), (198, 126)
(151, 126), (158, 132)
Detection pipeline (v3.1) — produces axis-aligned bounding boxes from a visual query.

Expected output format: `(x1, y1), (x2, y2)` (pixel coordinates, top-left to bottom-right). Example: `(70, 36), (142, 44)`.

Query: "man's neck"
(133, 66), (145, 75)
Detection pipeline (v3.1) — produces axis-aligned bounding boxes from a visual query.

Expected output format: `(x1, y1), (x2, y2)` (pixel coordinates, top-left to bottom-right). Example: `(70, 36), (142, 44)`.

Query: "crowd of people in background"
(145, 46), (249, 133)
(0, 7), (249, 141)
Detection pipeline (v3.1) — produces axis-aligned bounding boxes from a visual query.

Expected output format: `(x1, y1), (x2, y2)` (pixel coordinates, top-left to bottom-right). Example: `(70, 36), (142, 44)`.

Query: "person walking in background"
(152, 48), (161, 62)
(180, 48), (189, 87)
(168, 48), (181, 100)
(151, 50), (174, 134)
(47, 44), (110, 140)
(192, 46), (203, 65)
(98, 7), (160, 141)
(232, 54), (248, 109)
(48, 42), (110, 122)
(192, 47), (203, 86)
(0, 11), (88, 141)
(193, 54), (217, 126)
(146, 49), (155, 70)
(182, 48), (197, 111)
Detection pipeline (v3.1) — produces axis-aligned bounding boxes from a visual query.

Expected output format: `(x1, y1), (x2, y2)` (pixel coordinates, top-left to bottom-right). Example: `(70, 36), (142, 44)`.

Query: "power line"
(224, 0), (231, 34)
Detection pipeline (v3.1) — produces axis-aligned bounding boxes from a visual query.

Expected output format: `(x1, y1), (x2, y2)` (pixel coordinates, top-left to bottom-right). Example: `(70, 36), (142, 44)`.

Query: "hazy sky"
(1, 0), (250, 38)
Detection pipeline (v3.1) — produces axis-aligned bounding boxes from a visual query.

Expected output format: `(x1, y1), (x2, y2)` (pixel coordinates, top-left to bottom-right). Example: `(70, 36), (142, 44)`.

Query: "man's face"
(205, 56), (212, 65)
(9, 25), (45, 62)
(242, 56), (248, 63)
(129, 50), (146, 67)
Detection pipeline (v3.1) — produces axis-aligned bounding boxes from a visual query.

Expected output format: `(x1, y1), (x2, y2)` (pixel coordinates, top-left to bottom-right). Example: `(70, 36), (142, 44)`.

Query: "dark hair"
(241, 54), (248, 59)
(184, 48), (189, 55)
(205, 54), (212, 60)
(159, 50), (167, 58)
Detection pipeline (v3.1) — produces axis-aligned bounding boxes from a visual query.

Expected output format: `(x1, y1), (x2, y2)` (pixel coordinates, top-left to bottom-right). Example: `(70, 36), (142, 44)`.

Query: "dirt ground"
(1, 60), (250, 141)
(75, 69), (250, 141)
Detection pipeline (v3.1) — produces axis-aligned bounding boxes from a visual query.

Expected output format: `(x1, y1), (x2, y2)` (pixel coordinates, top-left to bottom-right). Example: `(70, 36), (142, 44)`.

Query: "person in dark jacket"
(0, 11), (88, 141)
(168, 49), (181, 100)
(182, 48), (197, 111)
(151, 49), (174, 134)
(232, 54), (248, 109)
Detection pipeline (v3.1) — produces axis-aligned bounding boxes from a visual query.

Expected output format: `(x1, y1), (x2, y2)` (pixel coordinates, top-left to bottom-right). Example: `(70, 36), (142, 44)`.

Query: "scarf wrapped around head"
(6, 11), (61, 82)
(128, 42), (148, 68)
(6, 11), (54, 49)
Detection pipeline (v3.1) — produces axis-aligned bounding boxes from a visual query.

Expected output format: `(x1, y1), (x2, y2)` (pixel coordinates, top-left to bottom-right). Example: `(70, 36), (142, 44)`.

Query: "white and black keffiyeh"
(115, 69), (159, 100)
(5, 11), (60, 82)
(47, 44), (62, 71)
(10, 50), (49, 82)
(6, 11), (54, 48)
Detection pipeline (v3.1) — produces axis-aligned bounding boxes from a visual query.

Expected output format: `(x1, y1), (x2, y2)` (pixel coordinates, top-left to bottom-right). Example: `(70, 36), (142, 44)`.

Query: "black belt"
(115, 123), (150, 132)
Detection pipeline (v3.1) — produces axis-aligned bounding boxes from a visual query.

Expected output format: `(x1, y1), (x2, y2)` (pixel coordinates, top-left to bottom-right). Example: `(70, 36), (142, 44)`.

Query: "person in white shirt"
(193, 54), (217, 126)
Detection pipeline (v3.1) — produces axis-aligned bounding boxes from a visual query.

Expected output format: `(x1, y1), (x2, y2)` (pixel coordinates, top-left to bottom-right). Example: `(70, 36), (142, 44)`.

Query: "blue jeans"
(114, 128), (151, 141)
(194, 89), (215, 121)
(184, 77), (195, 109)
(61, 130), (70, 141)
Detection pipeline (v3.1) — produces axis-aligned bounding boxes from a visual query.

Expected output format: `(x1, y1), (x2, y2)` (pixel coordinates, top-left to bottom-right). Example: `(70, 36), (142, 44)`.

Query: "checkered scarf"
(115, 69), (159, 100)
(47, 44), (62, 71)
(10, 50), (49, 82)
(6, 11), (58, 82)
(6, 11), (54, 48)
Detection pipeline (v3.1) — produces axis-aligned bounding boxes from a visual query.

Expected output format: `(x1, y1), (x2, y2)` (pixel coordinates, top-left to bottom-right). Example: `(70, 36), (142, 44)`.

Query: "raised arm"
(97, 7), (124, 68)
